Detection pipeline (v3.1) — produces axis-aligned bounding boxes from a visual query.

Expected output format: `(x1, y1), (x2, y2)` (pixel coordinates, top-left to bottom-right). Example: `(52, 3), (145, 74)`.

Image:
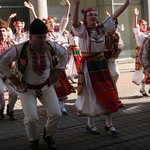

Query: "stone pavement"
(0, 61), (150, 150)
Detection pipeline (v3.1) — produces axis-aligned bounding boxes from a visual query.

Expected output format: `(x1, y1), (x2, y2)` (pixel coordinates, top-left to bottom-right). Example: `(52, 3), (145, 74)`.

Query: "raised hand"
(134, 8), (139, 16)
(24, 1), (34, 10)
(7, 13), (17, 27)
(24, 1), (37, 19)
(9, 13), (17, 19)
(106, 11), (111, 16)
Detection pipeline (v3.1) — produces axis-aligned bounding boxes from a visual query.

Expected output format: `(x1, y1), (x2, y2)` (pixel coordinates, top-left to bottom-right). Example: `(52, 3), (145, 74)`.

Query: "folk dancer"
(132, 8), (150, 96)
(0, 19), (68, 150)
(72, 0), (131, 134)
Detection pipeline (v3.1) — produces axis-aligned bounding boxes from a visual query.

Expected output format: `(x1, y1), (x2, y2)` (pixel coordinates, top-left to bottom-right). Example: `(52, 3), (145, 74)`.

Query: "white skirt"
(66, 54), (77, 78)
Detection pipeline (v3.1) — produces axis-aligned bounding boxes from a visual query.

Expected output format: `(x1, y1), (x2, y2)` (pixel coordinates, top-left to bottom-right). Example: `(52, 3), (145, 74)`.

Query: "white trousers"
(0, 77), (18, 111)
(18, 85), (62, 141)
(107, 59), (120, 83)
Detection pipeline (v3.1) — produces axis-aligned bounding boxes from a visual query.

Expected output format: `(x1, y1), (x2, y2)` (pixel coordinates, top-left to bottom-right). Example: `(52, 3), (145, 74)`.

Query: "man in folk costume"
(0, 19), (68, 150)
(72, 0), (130, 135)
(0, 19), (18, 121)
(132, 8), (150, 96)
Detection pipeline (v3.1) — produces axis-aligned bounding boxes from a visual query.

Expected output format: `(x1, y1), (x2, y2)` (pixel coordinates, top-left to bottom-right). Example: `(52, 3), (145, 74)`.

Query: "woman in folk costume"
(132, 8), (150, 96)
(11, 1), (37, 44)
(12, 21), (29, 44)
(43, 0), (75, 115)
(72, 0), (131, 135)
(43, 0), (70, 43)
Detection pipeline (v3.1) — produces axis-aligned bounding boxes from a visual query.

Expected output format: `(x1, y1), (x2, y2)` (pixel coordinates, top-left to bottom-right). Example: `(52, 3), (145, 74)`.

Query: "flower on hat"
(13, 21), (25, 28)
(137, 19), (147, 25)
(42, 16), (57, 24)
(81, 8), (96, 16)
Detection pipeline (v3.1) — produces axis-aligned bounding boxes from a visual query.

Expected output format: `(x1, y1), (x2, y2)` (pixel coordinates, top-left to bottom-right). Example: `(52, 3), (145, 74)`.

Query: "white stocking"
(105, 113), (112, 127)
(87, 117), (95, 127)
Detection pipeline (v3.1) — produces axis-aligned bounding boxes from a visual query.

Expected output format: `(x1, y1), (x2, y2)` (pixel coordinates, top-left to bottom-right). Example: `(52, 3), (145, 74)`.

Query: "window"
(0, 0), (30, 31)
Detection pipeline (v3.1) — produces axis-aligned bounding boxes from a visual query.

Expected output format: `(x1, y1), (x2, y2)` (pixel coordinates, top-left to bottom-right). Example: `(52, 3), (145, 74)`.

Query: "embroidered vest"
(14, 40), (57, 81)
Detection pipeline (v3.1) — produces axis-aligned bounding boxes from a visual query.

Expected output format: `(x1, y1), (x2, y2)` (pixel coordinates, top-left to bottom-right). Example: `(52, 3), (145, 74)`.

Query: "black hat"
(29, 19), (47, 35)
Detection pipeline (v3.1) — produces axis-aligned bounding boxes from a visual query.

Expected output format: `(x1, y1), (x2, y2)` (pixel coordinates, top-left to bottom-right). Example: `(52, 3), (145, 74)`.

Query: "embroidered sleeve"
(0, 46), (18, 78)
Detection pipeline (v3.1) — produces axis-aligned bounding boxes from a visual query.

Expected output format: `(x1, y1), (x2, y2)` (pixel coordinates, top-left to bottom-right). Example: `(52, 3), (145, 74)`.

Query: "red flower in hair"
(47, 16), (54, 20)
(81, 8), (96, 16)
(13, 21), (25, 28)
(137, 20), (147, 25)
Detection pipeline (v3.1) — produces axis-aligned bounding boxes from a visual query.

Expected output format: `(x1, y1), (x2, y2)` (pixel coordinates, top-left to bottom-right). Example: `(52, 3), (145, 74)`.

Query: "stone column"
(147, 0), (150, 25)
(29, 0), (48, 21)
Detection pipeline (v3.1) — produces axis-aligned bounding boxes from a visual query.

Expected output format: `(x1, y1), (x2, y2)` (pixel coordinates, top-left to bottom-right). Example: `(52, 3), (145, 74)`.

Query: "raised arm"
(106, 11), (111, 17)
(7, 13), (17, 27)
(58, 0), (71, 35)
(24, 1), (37, 19)
(64, 0), (71, 18)
(111, 0), (131, 20)
(72, 0), (80, 28)
(133, 8), (139, 28)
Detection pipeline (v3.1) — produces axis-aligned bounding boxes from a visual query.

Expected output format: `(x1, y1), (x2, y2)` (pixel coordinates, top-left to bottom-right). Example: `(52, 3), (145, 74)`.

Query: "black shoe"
(61, 108), (68, 115)
(43, 127), (57, 150)
(86, 125), (101, 135)
(105, 125), (119, 135)
(30, 140), (39, 150)
(140, 90), (148, 96)
(7, 111), (16, 121)
(7, 105), (16, 121)
(44, 136), (57, 150)
(149, 89), (150, 94)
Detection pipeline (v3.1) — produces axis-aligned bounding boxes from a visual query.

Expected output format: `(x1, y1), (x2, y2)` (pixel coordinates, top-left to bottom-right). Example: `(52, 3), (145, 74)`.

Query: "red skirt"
(54, 71), (74, 97)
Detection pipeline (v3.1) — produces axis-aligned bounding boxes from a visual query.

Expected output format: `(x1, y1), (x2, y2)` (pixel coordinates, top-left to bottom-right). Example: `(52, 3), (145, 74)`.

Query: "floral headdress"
(13, 21), (25, 28)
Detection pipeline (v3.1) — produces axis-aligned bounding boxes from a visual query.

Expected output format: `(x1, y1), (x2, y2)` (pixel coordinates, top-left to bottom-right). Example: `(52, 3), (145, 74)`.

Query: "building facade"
(0, 0), (149, 58)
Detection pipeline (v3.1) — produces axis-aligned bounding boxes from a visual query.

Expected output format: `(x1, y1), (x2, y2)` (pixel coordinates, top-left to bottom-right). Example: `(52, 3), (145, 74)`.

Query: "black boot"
(30, 140), (39, 150)
(7, 105), (16, 121)
(43, 127), (57, 150)
(0, 109), (4, 120)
